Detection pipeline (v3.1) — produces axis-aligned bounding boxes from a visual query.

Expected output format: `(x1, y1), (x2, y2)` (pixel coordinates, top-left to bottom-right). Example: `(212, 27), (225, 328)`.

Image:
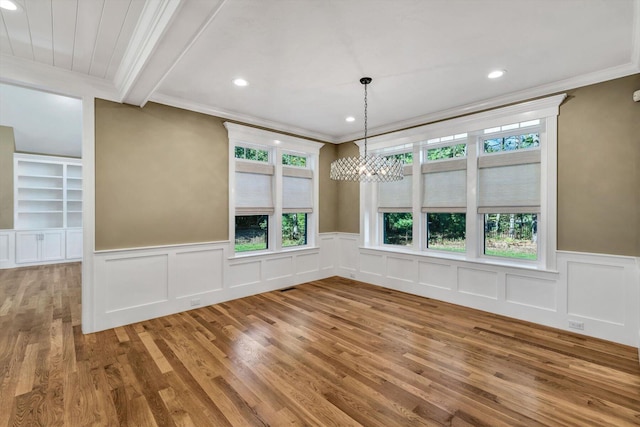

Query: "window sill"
(361, 245), (559, 275)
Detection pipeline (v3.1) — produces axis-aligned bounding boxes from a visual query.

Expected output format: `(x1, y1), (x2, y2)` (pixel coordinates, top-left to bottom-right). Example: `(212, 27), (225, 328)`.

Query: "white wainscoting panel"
(90, 239), (336, 332)
(337, 234), (359, 275)
(361, 252), (384, 277)
(505, 274), (556, 311)
(0, 231), (15, 269)
(296, 252), (320, 275)
(265, 256), (294, 281)
(86, 233), (639, 347)
(567, 261), (625, 325)
(319, 234), (336, 272)
(458, 267), (498, 299)
(418, 261), (455, 290)
(229, 260), (261, 288)
(328, 235), (638, 347)
(173, 248), (224, 298)
(388, 256), (415, 283)
(105, 254), (169, 312)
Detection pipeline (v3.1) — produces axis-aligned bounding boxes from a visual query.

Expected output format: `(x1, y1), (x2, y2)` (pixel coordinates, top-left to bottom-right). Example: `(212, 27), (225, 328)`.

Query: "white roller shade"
(235, 172), (273, 214)
(378, 175), (413, 211)
(478, 163), (540, 210)
(283, 176), (313, 213)
(422, 169), (466, 212)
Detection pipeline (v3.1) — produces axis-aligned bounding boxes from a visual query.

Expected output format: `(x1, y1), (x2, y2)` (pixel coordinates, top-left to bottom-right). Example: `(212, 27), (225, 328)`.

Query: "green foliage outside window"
(484, 213), (537, 259)
(427, 213), (466, 252)
(282, 213), (307, 247)
(235, 146), (269, 162)
(383, 213), (413, 246)
(484, 133), (539, 153)
(282, 154), (307, 167)
(386, 152), (413, 164)
(427, 144), (467, 161)
(235, 215), (268, 252)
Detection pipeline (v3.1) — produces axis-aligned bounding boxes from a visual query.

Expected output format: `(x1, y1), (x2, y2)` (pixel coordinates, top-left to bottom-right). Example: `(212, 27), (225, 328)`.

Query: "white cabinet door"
(16, 232), (40, 263)
(16, 230), (65, 263)
(66, 229), (83, 259)
(41, 230), (65, 261)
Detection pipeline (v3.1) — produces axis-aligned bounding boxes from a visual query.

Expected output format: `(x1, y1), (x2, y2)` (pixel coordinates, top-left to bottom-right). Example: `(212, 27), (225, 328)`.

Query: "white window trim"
(225, 123), (323, 257)
(360, 94), (565, 271)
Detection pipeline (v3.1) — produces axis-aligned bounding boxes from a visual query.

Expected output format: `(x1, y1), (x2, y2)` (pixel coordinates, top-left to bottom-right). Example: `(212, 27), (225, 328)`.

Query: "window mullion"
(273, 147), (283, 252)
(466, 136), (480, 259)
(412, 143), (422, 251)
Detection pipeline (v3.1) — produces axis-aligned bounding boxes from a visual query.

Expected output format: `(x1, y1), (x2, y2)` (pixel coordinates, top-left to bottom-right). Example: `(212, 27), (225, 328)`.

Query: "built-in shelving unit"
(13, 154), (82, 264)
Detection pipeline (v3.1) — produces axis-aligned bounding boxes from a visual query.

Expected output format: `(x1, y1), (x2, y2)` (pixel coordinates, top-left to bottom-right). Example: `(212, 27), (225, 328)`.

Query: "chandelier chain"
(363, 80), (368, 156)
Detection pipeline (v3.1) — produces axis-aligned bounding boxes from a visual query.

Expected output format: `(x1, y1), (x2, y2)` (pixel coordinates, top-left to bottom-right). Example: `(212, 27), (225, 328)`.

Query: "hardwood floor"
(1, 264), (639, 426)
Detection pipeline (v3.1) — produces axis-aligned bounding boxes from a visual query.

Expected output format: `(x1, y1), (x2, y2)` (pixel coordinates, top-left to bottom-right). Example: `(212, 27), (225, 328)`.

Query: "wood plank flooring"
(1, 263), (639, 426)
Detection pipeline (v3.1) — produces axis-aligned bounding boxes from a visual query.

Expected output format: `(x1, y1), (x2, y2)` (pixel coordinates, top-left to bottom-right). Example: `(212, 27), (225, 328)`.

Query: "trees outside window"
(383, 213), (413, 246)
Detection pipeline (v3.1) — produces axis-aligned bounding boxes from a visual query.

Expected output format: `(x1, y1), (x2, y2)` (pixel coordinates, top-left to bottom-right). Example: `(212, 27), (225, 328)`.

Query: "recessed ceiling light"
(0, 0), (18, 11)
(488, 70), (506, 79)
(345, 116), (355, 122)
(233, 78), (248, 87)
(274, 139), (281, 144)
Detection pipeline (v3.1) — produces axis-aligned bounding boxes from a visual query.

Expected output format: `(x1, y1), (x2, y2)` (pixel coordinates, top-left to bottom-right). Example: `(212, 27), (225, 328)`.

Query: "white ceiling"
(0, 83), (82, 157)
(0, 0), (638, 146)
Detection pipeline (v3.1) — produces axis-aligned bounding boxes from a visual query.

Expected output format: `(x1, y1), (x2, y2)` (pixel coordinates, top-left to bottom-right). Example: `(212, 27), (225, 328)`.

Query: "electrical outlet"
(190, 298), (201, 307)
(568, 320), (584, 330)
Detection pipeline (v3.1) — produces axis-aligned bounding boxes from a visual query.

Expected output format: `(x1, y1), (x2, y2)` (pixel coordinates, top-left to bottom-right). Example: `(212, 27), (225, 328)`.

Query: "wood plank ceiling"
(0, 0), (144, 80)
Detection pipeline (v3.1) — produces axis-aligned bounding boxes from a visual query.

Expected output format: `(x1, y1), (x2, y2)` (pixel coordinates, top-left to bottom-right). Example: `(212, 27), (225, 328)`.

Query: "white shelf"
(14, 154), (83, 230)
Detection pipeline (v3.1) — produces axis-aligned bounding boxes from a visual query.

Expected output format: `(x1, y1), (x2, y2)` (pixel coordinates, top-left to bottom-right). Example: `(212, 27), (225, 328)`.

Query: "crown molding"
(0, 54), (119, 100)
(336, 61), (640, 144)
(150, 92), (337, 143)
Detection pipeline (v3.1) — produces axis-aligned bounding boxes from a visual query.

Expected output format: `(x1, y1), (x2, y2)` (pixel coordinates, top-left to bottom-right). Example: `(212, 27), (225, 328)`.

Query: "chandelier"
(330, 77), (404, 182)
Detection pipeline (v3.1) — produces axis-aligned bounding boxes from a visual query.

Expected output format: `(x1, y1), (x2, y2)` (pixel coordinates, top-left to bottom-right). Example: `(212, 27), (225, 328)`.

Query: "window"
(235, 215), (268, 252)
(427, 143), (466, 160)
(282, 213), (307, 247)
(226, 123), (322, 255)
(484, 213), (537, 259)
(364, 94), (564, 269)
(427, 213), (466, 252)
(282, 153), (307, 167)
(378, 155), (413, 247)
(383, 213), (413, 246)
(235, 145), (269, 162)
(421, 140), (467, 252)
(386, 151), (413, 164)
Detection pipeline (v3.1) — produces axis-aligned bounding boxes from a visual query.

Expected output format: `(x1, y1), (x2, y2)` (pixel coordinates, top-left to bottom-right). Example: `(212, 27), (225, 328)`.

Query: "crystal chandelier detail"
(330, 77), (404, 182)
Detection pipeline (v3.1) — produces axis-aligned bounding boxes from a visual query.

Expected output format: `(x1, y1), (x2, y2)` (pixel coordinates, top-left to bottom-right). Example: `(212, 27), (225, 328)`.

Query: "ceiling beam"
(119, 0), (229, 107)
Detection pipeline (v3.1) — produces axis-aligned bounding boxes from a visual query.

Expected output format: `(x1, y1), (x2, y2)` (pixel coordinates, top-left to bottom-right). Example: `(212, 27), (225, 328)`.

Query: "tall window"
(422, 136), (468, 252)
(367, 94), (564, 269)
(379, 151), (413, 246)
(226, 124), (322, 255)
(478, 122), (541, 260)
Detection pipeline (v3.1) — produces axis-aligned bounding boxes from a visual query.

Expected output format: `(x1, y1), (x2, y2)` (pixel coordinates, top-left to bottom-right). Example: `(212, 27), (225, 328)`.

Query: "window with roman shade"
(421, 158), (466, 213)
(358, 94), (564, 268)
(477, 146), (541, 214)
(234, 161), (274, 215)
(282, 166), (313, 213)
(378, 165), (413, 212)
(226, 122), (324, 255)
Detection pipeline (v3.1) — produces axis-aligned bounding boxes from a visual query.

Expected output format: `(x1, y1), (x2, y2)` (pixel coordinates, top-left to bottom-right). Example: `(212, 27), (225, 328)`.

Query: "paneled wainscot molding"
(85, 233), (639, 349)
